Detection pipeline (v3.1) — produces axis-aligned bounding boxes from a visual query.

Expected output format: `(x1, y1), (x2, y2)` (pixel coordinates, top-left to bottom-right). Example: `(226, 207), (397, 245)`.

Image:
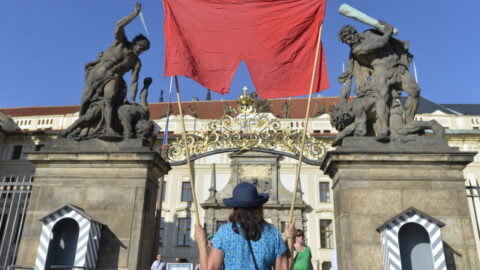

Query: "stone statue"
(118, 77), (154, 139)
(187, 105), (198, 118)
(62, 3), (150, 140)
(281, 101), (290, 118)
(250, 92), (271, 113)
(314, 101), (326, 117)
(330, 82), (444, 147)
(222, 103), (234, 116)
(338, 21), (420, 141)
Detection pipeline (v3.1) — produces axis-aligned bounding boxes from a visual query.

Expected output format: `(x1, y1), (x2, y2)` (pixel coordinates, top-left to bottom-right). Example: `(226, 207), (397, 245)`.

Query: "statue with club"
(337, 4), (420, 142)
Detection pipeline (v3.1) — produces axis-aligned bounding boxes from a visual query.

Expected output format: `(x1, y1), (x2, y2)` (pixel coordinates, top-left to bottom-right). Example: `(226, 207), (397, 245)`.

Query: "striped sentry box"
(376, 207), (447, 270)
(34, 204), (104, 270)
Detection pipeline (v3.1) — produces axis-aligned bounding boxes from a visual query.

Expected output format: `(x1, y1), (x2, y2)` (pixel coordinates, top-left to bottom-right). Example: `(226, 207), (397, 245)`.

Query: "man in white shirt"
(151, 254), (166, 270)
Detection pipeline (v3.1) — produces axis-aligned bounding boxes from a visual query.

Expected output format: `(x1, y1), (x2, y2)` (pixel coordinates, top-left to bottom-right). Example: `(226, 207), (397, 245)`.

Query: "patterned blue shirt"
(211, 222), (286, 270)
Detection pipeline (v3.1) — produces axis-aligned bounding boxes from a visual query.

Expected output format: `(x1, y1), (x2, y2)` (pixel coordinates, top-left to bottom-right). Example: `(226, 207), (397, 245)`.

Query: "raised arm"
(274, 222), (296, 270)
(338, 57), (354, 105)
(129, 61), (141, 102)
(115, 3), (141, 42)
(194, 224), (223, 270)
(352, 21), (394, 55)
(194, 224), (209, 270)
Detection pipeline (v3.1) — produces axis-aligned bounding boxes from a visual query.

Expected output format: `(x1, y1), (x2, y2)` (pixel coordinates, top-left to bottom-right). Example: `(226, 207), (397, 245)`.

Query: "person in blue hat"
(194, 182), (296, 270)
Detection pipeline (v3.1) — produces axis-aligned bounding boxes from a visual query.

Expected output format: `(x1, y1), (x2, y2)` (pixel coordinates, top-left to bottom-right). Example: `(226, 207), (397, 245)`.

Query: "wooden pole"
(288, 23), (324, 223)
(174, 76), (201, 225)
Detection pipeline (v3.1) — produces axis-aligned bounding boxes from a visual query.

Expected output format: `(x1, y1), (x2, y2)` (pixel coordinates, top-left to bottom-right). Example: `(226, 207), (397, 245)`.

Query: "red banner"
(163, 0), (329, 98)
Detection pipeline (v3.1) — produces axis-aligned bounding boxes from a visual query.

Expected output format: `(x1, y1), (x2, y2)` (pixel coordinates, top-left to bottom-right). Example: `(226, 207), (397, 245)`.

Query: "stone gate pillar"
(321, 137), (479, 269)
(16, 139), (170, 270)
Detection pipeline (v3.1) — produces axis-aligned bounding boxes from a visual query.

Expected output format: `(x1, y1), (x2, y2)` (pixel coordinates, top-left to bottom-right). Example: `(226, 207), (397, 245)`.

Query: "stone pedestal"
(16, 139), (170, 270)
(321, 137), (479, 270)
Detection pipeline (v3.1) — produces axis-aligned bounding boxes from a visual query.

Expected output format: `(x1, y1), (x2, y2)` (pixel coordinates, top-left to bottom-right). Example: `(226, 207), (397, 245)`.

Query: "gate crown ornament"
(165, 92), (330, 166)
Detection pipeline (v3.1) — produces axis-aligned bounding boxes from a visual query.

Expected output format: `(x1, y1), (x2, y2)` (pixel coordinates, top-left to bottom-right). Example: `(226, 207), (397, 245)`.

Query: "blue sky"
(1, 0), (479, 108)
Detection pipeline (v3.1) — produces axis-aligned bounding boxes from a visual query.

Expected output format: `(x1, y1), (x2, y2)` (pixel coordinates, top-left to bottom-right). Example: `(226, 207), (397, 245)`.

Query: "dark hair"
(339, 25), (360, 45)
(296, 229), (304, 236)
(229, 207), (266, 241)
(132, 34), (150, 51)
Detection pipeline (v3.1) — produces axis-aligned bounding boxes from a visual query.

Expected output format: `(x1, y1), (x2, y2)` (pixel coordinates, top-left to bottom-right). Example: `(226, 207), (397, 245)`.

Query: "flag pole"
(288, 23), (324, 223)
(152, 76), (174, 258)
(174, 76), (201, 225)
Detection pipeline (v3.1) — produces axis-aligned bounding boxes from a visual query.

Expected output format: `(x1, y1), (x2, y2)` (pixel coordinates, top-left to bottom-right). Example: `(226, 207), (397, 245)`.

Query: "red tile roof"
(0, 97), (341, 119)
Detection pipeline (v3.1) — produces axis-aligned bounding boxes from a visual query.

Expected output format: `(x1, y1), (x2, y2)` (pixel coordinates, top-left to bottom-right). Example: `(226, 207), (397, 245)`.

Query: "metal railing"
(0, 175), (33, 269)
(466, 177), (480, 240)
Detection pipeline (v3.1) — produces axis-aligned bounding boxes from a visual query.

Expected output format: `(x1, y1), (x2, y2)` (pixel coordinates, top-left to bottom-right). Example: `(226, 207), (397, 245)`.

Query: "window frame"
(181, 182), (192, 202)
(11, 145), (22, 160)
(319, 219), (334, 249)
(319, 182), (331, 203)
(176, 217), (191, 247)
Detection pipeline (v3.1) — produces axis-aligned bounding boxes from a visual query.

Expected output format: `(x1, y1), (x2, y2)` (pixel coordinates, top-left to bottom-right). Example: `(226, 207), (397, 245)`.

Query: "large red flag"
(163, 0), (328, 98)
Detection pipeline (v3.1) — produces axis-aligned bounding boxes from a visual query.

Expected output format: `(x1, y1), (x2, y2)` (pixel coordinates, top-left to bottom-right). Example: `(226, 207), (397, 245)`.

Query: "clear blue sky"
(1, 0), (478, 108)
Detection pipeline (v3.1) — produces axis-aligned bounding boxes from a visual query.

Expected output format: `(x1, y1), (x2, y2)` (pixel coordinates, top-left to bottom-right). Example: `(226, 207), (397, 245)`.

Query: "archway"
(45, 218), (79, 270)
(399, 222), (434, 270)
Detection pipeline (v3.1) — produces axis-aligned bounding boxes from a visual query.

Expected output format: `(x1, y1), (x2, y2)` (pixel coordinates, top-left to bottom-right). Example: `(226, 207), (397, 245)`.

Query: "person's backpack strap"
(246, 238), (259, 270)
(233, 222), (259, 270)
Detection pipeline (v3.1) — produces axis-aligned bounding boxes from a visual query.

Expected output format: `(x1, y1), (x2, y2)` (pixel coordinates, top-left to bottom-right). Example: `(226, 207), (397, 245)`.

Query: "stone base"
(16, 139), (170, 270)
(321, 137), (479, 270)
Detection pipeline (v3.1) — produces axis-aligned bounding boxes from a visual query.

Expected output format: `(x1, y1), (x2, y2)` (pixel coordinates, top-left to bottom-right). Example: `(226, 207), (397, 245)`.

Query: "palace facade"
(0, 95), (479, 269)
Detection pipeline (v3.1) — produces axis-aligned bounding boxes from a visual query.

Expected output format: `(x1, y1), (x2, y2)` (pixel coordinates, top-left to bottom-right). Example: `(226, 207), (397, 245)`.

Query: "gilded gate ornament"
(165, 88), (330, 165)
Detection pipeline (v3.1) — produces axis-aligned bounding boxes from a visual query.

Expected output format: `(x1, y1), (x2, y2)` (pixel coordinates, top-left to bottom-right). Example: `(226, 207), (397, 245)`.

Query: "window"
(34, 144), (44, 152)
(320, 219), (333, 249)
(159, 218), (166, 246)
(280, 222), (286, 233)
(319, 182), (330, 203)
(321, 262), (332, 270)
(323, 130), (331, 133)
(216, 220), (227, 232)
(181, 182), (192, 202)
(160, 181), (167, 201)
(11, 145), (22, 160)
(177, 218), (191, 246)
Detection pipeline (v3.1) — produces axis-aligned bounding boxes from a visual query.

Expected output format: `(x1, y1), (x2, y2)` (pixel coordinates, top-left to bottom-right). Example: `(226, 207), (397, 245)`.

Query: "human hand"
(194, 224), (207, 245)
(285, 222), (296, 239)
(143, 77), (153, 88)
(378, 20), (393, 34)
(338, 71), (351, 84)
(134, 3), (142, 15)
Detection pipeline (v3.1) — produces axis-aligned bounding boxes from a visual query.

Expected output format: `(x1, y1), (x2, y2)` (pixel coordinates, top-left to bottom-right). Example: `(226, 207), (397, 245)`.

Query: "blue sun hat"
(223, 182), (269, 208)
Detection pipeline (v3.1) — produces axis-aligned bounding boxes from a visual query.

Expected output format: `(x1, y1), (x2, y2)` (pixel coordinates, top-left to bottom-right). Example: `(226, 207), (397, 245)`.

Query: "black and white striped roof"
(39, 203), (104, 225)
(376, 207), (445, 233)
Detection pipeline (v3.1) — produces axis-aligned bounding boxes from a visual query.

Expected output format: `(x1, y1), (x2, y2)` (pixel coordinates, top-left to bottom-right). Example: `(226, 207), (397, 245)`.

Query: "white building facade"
(0, 96), (479, 269)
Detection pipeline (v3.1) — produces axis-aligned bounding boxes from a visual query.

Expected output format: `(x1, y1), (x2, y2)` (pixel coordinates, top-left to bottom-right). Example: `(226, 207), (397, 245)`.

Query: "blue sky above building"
(1, 0), (478, 108)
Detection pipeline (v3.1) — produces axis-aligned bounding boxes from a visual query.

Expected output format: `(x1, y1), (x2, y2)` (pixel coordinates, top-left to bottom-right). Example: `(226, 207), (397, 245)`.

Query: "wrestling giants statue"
(62, 3), (154, 140)
(331, 4), (444, 146)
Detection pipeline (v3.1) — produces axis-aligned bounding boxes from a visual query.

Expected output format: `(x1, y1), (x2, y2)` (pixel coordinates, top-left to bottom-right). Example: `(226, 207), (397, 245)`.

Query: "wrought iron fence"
(0, 175), (33, 269)
(466, 176), (480, 239)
